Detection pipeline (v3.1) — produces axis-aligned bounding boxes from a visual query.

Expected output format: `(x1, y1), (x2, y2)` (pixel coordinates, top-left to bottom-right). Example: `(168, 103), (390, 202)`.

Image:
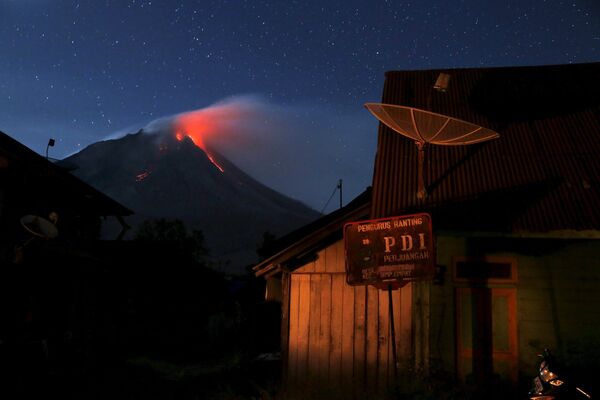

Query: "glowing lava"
(173, 129), (225, 173)
(136, 171), (150, 181)
(173, 109), (231, 173)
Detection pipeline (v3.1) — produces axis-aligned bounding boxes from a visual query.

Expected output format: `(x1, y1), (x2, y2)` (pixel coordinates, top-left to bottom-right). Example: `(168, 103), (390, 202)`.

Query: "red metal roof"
(370, 63), (600, 233)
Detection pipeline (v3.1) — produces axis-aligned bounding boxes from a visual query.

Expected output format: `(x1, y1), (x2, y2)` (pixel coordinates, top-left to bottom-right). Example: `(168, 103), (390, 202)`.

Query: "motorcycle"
(529, 348), (592, 399)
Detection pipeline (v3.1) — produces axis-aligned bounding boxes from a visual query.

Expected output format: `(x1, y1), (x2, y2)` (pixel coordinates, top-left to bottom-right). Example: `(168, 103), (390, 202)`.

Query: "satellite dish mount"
(415, 141), (428, 199)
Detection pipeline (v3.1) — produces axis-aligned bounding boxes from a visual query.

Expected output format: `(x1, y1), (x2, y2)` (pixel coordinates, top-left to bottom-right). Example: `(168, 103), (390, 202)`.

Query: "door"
(456, 287), (518, 383)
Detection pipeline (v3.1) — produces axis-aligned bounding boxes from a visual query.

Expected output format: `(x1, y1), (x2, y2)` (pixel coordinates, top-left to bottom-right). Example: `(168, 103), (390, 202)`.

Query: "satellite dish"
(365, 103), (500, 200)
(13, 215), (58, 264)
(20, 215), (58, 239)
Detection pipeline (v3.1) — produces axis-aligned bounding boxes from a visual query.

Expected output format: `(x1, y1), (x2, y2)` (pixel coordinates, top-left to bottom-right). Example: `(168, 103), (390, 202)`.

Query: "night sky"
(1, 0), (598, 211)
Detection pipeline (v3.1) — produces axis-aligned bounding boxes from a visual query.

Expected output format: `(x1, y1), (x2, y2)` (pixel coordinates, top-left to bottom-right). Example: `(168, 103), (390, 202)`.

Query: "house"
(0, 130), (132, 253)
(0, 130), (132, 397)
(253, 62), (600, 398)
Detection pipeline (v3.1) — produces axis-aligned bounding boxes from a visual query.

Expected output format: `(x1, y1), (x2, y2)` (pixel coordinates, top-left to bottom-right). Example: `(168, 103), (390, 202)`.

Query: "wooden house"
(254, 62), (600, 398)
(0, 130), (132, 253)
(0, 131), (132, 397)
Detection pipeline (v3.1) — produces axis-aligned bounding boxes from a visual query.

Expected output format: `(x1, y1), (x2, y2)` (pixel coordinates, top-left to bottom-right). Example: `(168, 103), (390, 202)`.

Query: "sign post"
(344, 213), (435, 381)
(388, 282), (398, 379)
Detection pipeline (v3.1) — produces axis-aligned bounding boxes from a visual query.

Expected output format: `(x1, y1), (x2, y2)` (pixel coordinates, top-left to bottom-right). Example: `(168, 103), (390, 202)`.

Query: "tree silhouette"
(135, 218), (208, 264)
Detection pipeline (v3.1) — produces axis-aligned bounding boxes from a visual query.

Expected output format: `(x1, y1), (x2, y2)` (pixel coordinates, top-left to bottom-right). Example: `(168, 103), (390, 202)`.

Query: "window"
(453, 257), (517, 284)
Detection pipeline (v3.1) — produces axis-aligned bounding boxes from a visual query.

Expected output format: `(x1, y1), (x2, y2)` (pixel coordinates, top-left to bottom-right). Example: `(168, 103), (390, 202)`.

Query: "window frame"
(452, 256), (518, 285)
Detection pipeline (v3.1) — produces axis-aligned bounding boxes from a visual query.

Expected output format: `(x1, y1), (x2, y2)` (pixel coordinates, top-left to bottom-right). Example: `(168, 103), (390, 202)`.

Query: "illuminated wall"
(284, 240), (412, 399)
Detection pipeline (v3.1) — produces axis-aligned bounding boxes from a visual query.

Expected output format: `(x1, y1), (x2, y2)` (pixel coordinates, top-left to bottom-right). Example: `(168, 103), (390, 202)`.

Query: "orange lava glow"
(207, 154), (225, 172)
(173, 107), (238, 173)
(136, 171), (150, 181)
(174, 131), (225, 172)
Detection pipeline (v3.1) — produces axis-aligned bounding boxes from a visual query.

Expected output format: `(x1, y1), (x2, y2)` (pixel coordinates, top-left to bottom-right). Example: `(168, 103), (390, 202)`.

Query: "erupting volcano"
(62, 124), (319, 273)
(174, 132), (224, 173)
(173, 110), (227, 173)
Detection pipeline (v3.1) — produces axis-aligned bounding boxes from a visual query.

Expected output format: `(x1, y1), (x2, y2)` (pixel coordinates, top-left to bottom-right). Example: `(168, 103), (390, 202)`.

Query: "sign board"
(344, 213), (434, 287)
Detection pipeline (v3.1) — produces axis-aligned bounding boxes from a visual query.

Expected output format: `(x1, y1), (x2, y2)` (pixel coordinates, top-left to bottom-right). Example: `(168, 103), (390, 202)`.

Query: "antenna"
(365, 103), (500, 200)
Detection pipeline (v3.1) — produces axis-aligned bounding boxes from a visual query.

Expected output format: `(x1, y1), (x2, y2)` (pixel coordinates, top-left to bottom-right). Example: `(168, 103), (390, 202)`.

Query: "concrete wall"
(430, 235), (600, 384)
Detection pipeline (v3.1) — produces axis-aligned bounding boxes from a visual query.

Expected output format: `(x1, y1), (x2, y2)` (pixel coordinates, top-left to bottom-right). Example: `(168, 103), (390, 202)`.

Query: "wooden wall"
(285, 240), (413, 399)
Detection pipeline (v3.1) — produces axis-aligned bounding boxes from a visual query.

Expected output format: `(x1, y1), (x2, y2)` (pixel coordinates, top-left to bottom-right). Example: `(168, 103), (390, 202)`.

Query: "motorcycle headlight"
(540, 368), (555, 382)
(549, 379), (564, 387)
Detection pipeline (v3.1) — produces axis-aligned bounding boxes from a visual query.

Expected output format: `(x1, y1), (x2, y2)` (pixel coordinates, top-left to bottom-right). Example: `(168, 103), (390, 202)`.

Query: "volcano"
(63, 130), (320, 273)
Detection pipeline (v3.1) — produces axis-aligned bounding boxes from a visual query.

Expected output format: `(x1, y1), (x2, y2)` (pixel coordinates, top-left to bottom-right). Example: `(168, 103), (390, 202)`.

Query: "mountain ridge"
(63, 130), (320, 273)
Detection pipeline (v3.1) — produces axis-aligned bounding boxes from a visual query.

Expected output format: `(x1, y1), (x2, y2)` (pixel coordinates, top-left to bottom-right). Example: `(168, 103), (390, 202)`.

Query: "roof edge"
(254, 188), (372, 277)
(0, 130), (133, 216)
(436, 229), (600, 239)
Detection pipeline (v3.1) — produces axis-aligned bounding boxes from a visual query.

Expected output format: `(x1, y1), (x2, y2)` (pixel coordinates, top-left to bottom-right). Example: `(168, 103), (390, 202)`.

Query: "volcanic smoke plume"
(168, 97), (265, 173)
(136, 95), (374, 211)
(141, 95), (268, 163)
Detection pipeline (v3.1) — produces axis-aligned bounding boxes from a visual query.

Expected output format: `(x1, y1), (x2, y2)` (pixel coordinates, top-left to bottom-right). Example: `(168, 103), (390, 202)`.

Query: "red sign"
(344, 213), (434, 287)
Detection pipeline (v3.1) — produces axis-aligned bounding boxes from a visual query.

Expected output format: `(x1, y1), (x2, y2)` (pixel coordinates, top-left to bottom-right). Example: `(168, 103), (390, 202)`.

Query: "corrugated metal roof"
(371, 63), (600, 233)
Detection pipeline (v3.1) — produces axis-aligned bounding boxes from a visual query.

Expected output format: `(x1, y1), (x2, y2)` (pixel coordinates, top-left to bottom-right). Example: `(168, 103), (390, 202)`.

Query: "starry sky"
(1, 0), (599, 212)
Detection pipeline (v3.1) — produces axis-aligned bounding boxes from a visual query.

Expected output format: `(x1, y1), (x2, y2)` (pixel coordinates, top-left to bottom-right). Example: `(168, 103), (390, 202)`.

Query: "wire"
(320, 183), (339, 214)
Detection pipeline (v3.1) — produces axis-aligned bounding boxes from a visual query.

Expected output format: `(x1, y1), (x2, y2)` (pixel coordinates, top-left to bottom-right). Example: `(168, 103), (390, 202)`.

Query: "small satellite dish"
(20, 215), (58, 239)
(365, 103), (500, 199)
(13, 215), (58, 263)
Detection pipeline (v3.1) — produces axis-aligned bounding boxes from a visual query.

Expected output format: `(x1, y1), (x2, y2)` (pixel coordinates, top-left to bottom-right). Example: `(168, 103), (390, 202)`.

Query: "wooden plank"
(307, 274), (322, 392)
(353, 285), (367, 395)
(422, 282), (431, 374)
(296, 259), (316, 274)
(288, 274), (301, 392)
(377, 288), (390, 394)
(392, 286), (402, 380)
(337, 240), (346, 272)
(281, 272), (291, 395)
(328, 240), (346, 273)
(318, 274), (332, 389)
(410, 282), (430, 375)
(315, 248), (326, 273)
(340, 280), (355, 398)
(327, 246), (333, 273)
(413, 282), (423, 372)
(291, 271), (346, 275)
(296, 274), (311, 391)
(365, 285), (379, 390)
(399, 283), (413, 360)
(329, 274), (344, 389)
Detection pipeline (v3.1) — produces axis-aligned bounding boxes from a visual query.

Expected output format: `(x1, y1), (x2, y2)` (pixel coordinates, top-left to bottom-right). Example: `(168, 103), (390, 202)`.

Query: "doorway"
(454, 257), (518, 383)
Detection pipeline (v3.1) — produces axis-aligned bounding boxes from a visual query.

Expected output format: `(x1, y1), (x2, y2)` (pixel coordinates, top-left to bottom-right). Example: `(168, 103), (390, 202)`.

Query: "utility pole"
(337, 179), (343, 209)
(320, 179), (344, 214)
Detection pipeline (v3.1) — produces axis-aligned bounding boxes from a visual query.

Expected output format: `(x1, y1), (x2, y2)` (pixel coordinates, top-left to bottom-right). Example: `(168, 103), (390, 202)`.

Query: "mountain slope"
(64, 130), (320, 273)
